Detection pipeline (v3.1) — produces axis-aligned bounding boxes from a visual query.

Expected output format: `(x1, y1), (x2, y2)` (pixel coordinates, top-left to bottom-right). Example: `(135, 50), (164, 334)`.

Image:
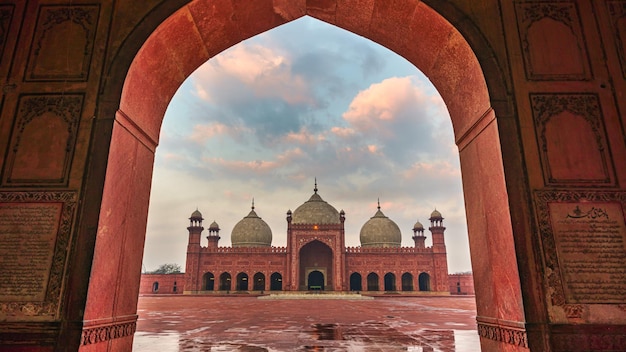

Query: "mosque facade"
(183, 185), (450, 294)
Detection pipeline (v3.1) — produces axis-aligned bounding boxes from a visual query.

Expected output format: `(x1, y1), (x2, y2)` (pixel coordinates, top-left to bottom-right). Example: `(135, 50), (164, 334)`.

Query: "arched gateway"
(2, 1), (625, 351)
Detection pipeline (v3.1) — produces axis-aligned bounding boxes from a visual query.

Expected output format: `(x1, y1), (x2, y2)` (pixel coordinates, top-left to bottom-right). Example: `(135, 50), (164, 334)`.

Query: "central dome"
(291, 187), (340, 225)
(231, 204), (272, 247)
(360, 204), (401, 248)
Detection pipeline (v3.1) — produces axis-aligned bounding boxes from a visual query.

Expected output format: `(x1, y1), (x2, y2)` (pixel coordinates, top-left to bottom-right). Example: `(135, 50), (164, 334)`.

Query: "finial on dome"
(251, 198), (255, 210)
(314, 178), (318, 194)
(377, 198), (381, 210)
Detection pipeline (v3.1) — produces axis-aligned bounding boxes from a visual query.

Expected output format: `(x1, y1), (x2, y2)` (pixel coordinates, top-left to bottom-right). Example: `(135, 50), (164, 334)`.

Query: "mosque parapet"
(345, 246), (432, 253)
(203, 246), (287, 253)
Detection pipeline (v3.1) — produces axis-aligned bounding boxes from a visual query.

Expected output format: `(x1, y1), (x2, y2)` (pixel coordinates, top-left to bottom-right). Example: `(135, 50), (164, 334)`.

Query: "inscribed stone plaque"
(0, 192), (76, 319)
(549, 202), (626, 303)
(0, 203), (62, 300)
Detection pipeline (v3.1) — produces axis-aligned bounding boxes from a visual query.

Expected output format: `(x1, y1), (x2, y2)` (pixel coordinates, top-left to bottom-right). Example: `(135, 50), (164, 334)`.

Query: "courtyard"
(133, 295), (479, 351)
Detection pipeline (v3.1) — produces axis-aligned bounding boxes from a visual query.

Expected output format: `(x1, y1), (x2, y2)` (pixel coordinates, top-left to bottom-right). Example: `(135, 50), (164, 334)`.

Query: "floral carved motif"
(477, 322), (528, 348)
(26, 5), (100, 81)
(3, 94), (83, 186)
(81, 321), (137, 345)
(515, 2), (590, 80)
(530, 93), (612, 185)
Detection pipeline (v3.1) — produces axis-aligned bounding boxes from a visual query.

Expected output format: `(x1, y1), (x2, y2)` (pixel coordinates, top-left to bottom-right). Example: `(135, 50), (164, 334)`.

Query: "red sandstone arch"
(89, 1), (527, 351)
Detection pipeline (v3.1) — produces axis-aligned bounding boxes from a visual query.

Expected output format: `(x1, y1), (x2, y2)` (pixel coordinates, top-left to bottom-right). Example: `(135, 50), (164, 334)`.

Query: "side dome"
(231, 205), (272, 247)
(360, 205), (402, 248)
(291, 189), (340, 225)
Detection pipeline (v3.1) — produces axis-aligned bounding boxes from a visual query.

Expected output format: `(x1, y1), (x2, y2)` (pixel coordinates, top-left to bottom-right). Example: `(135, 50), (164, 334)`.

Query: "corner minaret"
(185, 209), (204, 292)
(412, 220), (426, 249)
(187, 209), (204, 249)
(429, 209), (446, 253)
(207, 220), (220, 249)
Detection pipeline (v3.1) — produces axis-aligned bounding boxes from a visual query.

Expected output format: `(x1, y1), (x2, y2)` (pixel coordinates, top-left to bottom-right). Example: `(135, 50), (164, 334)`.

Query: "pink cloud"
(330, 126), (356, 138)
(283, 129), (325, 145)
(401, 160), (461, 180)
(189, 123), (234, 143)
(193, 44), (315, 105)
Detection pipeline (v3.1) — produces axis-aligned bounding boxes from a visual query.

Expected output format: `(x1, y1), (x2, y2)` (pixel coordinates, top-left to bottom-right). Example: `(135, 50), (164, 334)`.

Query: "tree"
(151, 263), (182, 274)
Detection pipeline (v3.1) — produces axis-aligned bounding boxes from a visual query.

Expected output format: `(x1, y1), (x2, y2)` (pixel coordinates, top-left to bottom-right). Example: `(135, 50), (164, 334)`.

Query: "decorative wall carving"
(81, 321), (137, 345)
(0, 5), (14, 60)
(530, 94), (613, 186)
(2, 94), (82, 186)
(0, 191), (77, 320)
(534, 190), (626, 308)
(25, 5), (99, 81)
(515, 1), (591, 80)
(477, 322), (528, 348)
(607, 1), (626, 79)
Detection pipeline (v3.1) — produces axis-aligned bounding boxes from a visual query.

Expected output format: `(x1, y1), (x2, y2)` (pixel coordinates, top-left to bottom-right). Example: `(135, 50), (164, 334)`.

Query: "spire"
(251, 198), (255, 210)
(377, 198), (381, 210)
(314, 177), (318, 194)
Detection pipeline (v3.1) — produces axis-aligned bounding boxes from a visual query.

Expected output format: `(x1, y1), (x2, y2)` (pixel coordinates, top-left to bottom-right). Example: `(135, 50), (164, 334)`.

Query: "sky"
(142, 17), (472, 274)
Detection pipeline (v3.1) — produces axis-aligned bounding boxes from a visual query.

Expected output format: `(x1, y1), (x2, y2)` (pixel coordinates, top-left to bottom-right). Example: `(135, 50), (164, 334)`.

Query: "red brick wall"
(448, 273), (475, 295)
(139, 273), (185, 294)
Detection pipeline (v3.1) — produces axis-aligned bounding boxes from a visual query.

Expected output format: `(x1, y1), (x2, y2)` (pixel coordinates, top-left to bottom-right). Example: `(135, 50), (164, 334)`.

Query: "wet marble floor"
(134, 294), (479, 351)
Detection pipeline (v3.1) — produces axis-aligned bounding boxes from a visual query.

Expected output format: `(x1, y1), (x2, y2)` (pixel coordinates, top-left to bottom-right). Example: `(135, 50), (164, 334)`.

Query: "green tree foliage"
(151, 263), (182, 274)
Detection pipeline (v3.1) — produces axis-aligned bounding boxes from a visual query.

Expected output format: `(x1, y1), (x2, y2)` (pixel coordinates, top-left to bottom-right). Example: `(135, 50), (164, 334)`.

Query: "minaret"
(206, 220), (220, 249)
(412, 220), (426, 249)
(428, 209), (446, 253)
(185, 209), (204, 292)
(187, 209), (204, 249)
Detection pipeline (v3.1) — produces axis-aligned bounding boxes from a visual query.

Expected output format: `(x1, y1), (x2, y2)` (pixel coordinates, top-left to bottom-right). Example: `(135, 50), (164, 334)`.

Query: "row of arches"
(200, 271), (430, 292)
(202, 272), (283, 291)
(349, 272), (431, 292)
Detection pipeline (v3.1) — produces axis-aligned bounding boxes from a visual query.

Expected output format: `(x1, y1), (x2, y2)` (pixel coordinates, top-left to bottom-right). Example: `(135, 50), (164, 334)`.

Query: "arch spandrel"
(120, 0), (491, 146)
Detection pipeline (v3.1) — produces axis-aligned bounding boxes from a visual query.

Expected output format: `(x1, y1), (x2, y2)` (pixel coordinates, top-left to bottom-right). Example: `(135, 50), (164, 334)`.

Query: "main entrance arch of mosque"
(1, 1), (625, 351)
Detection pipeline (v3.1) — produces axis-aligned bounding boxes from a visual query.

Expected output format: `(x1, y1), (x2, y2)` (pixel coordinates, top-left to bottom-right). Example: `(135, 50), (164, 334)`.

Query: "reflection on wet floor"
(133, 296), (480, 351)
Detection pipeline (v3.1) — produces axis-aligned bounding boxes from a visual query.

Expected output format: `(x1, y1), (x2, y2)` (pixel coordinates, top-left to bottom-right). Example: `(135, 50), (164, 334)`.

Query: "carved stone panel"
(531, 94), (613, 186)
(25, 5), (100, 82)
(607, 1), (626, 79)
(2, 94), (83, 186)
(515, 1), (591, 80)
(0, 5), (14, 60)
(534, 191), (626, 307)
(0, 191), (77, 321)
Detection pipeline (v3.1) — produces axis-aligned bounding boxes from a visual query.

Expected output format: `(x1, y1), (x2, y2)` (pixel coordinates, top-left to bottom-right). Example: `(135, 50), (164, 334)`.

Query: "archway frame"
(85, 1), (537, 351)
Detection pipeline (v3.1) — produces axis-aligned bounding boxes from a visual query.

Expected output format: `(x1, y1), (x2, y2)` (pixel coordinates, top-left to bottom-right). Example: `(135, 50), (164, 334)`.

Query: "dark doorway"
(401, 273), (413, 291)
(308, 270), (324, 290)
(350, 273), (362, 291)
(367, 273), (379, 291)
(219, 272), (231, 291)
(253, 272), (265, 291)
(152, 282), (159, 293)
(203, 272), (215, 291)
(419, 272), (431, 291)
(299, 240), (333, 290)
(236, 272), (249, 291)
(270, 272), (282, 291)
(384, 273), (396, 291)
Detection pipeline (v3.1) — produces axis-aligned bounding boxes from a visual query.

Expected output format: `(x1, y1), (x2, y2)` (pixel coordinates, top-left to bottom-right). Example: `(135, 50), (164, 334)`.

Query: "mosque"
(181, 183), (450, 294)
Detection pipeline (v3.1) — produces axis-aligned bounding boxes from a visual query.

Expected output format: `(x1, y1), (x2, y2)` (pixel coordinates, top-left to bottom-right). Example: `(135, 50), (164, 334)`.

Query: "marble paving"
(134, 295), (479, 351)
